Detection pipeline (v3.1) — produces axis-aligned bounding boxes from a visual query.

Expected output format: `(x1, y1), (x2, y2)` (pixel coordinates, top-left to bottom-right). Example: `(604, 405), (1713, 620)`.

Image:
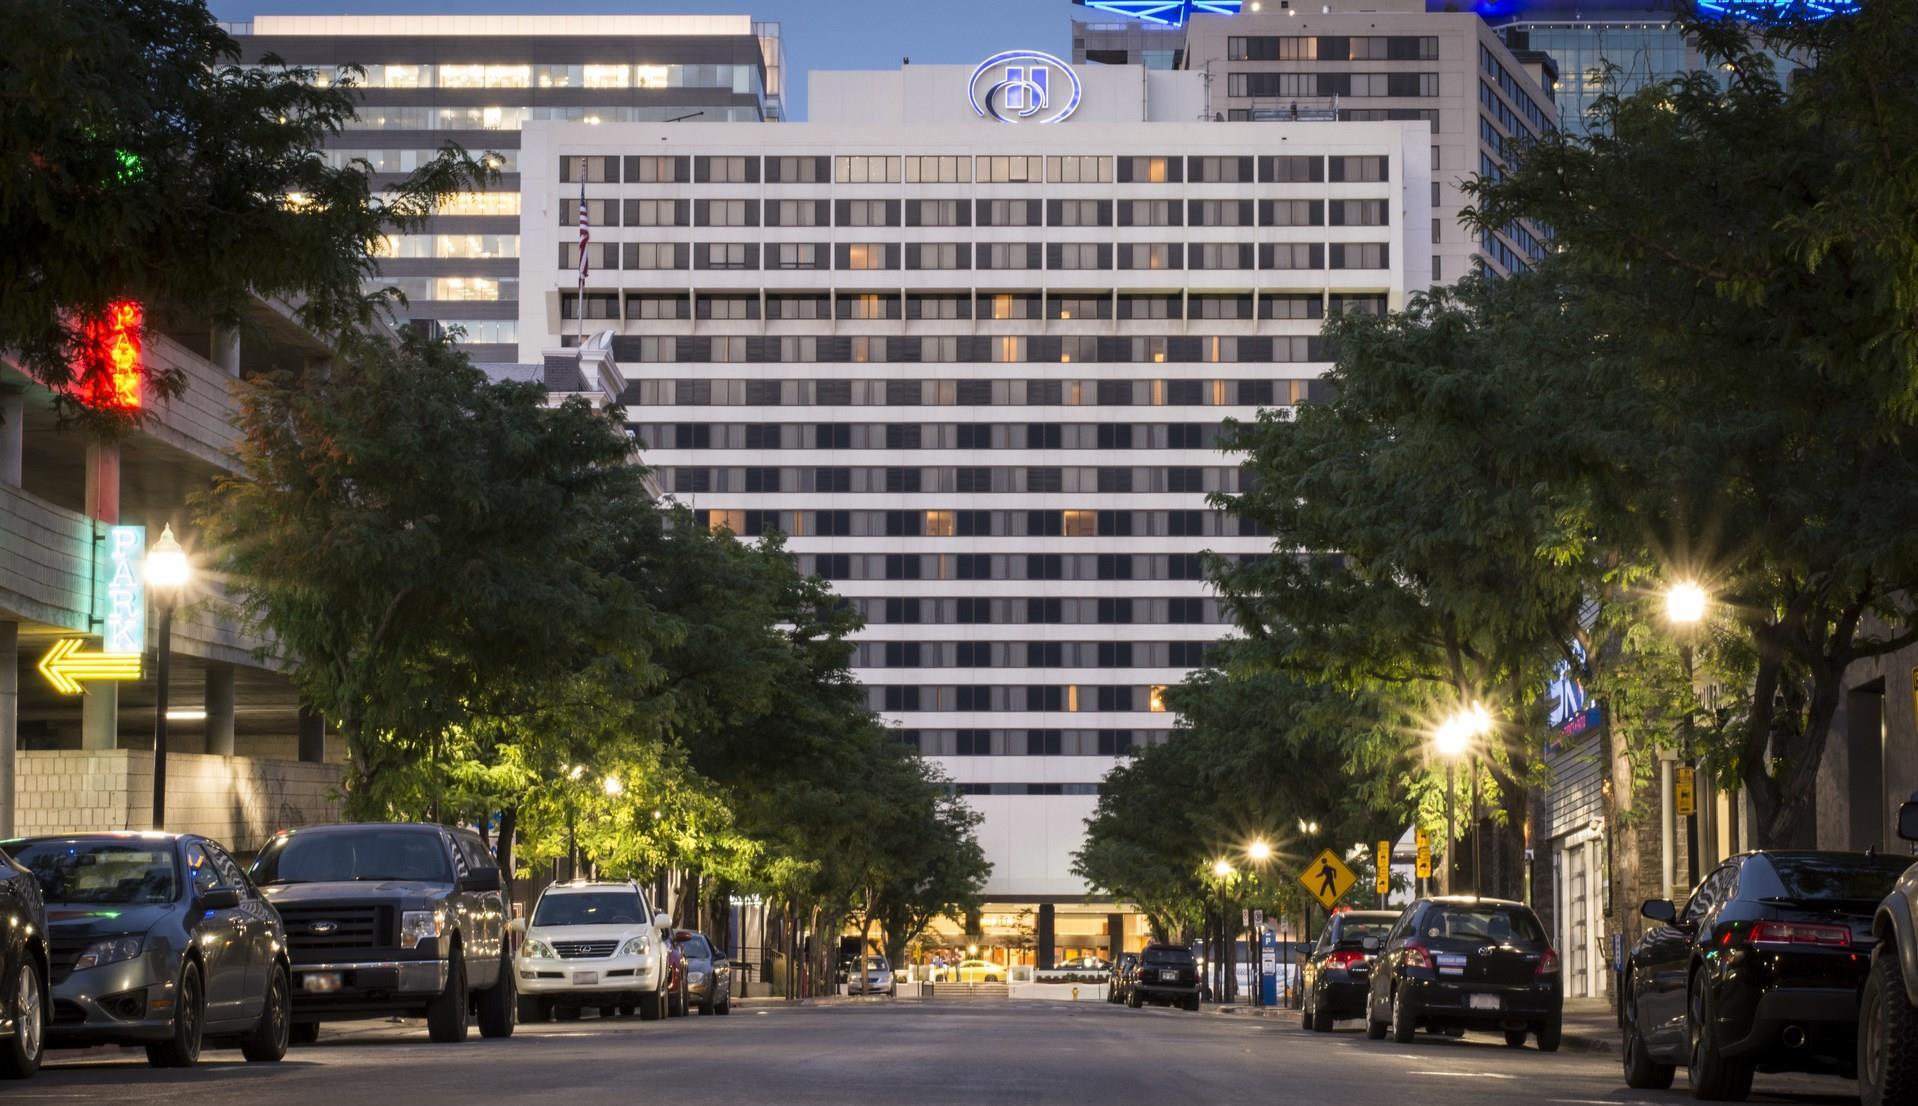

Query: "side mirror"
(653, 912), (672, 931)
(460, 868), (502, 893)
(1899, 801), (1918, 843)
(1640, 899), (1677, 924)
(201, 887), (242, 910)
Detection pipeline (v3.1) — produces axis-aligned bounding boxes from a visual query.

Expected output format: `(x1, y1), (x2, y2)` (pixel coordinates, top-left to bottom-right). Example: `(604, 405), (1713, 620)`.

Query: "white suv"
(512, 881), (672, 1021)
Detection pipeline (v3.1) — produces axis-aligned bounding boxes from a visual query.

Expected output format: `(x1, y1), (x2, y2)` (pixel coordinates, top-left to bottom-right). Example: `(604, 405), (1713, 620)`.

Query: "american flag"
(577, 170), (591, 284)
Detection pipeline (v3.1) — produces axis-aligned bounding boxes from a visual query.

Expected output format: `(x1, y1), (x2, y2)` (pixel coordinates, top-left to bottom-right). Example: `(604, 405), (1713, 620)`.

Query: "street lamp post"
(145, 525), (189, 830)
(1245, 839), (1271, 1007)
(1295, 820), (1318, 1009)
(1212, 858), (1233, 1004)
(1666, 582), (1709, 894)
(1434, 704), (1488, 897)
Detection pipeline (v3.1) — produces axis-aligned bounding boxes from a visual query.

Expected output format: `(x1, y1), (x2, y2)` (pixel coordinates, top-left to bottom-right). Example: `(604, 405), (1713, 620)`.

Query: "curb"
(1211, 1004), (1617, 1054)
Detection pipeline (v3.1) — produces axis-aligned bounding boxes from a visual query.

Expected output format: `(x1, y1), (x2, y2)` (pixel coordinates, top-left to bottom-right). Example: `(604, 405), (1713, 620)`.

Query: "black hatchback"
(1621, 850), (1911, 1101)
(1302, 910), (1398, 1032)
(1365, 897), (1562, 1050)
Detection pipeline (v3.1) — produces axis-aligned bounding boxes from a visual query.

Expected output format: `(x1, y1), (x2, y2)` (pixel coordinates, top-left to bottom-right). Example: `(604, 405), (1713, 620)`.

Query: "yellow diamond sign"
(1298, 848), (1358, 911)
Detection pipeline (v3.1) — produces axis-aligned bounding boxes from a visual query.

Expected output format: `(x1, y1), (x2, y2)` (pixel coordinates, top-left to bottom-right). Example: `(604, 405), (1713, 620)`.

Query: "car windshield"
(11, 840), (178, 904)
(865, 956), (888, 970)
(249, 829), (451, 885)
(1421, 906), (1547, 948)
(676, 935), (714, 959)
(534, 891), (646, 927)
(1142, 946), (1194, 965)
(1761, 854), (1910, 904)
(1339, 921), (1393, 943)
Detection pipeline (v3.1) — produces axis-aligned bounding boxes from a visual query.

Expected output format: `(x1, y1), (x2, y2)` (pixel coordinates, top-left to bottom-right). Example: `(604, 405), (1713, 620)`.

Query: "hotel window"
(1134, 337), (1169, 364)
(1050, 199), (1104, 227)
(1191, 243), (1251, 270)
(839, 243), (893, 270)
(696, 243), (755, 270)
(906, 243), (966, 270)
(1261, 199), (1324, 227)
(905, 155), (970, 183)
(558, 156), (619, 183)
(1260, 155), (1325, 183)
(1047, 155), (1112, 183)
(910, 199), (967, 227)
(977, 243), (1039, 269)
(582, 64), (629, 88)
(1261, 242), (1325, 270)
(1049, 243), (1109, 270)
(765, 156), (828, 182)
(839, 199), (896, 227)
(1119, 243), (1178, 270)
(625, 199), (686, 226)
(1192, 295), (1253, 320)
(1117, 156), (1178, 183)
(1201, 337), (1240, 363)
(1330, 242), (1390, 269)
(1190, 199), (1252, 227)
(1188, 156), (1252, 183)
(559, 242), (620, 270)
(629, 294), (689, 320)
(559, 292), (617, 320)
(986, 294), (1039, 320)
(991, 337), (1028, 363)
(558, 198), (620, 226)
(925, 337), (961, 364)
(1050, 296), (1109, 321)
(980, 199), (1040, 227)
(1330, 294), (1388, 316)
(633, 336), (673, 362)
(430, 276), (508, 301)
(925, 511), (956, 537)
(769, 295), (828, 319)
(624, 242), (685, 270)
(1149, 685), (1168, 712)
(764, 199), (822, 227)
(976, 155), (1042, 183)
(1330, 199), (1390, 226)
(1058, 336), (1099, 362)
(773, 243), (826, 270)
(533, 64), (578, 88)
(438, 64), (486, 88)
(697, 199), (757, 227)
(625, 156), (685, 183)
(909, 295), (970, 321)
(697, 156), (755, 183)
(1118, 294), (1177, 319)
(711, 336), (748, 363)
(1119, 200), (1178, 227)
(778, 337), (820, 362)
(455, 319), (517, 344)
(1063, 511), (1098, 537)
(835, 155), (900, 183)
(1329, 156), (1388, 182)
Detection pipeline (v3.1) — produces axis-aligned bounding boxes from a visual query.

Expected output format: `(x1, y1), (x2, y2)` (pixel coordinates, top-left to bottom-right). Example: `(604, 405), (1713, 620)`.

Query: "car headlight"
(522, 938), (556, 960)
(619, 936), (649, 957)
(73, 935), (143, 972)
(399, 910), (442, 950)
(687, 969), (707, 984)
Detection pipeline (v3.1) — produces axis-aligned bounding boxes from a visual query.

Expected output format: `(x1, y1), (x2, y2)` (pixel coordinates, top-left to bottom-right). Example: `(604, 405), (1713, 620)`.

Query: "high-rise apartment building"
(226, 15), (785, 363)
(515, 59), (1432, 964)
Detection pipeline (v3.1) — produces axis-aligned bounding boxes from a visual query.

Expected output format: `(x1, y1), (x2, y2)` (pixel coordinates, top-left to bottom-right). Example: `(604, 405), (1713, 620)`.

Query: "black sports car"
(0, 841), (46, 1078)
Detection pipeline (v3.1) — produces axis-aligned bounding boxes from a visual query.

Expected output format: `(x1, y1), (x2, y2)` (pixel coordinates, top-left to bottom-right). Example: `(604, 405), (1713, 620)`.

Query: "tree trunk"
(495, 806), (518, 904)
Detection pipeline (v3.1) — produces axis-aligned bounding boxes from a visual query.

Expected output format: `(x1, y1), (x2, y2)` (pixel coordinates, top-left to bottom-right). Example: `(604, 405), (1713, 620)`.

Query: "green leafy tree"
(2, 0), (488, 429)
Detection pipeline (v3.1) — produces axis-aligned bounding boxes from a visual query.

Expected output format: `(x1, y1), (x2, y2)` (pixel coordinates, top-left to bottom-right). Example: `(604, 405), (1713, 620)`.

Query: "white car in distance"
(513, 881), (672, 1021)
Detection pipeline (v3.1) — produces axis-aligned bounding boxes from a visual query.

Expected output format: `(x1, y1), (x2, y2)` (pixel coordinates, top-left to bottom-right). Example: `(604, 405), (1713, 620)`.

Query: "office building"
(226, 14), (786, 363)
(515, 57), (1432, 964)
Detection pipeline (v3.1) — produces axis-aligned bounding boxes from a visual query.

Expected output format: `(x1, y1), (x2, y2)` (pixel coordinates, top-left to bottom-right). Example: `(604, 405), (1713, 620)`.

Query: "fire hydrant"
(1072, 985), (1081, 1002)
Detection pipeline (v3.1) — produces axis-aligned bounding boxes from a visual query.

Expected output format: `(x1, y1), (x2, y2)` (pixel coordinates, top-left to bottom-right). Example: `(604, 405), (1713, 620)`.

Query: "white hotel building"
(516, 59), (1430, 963)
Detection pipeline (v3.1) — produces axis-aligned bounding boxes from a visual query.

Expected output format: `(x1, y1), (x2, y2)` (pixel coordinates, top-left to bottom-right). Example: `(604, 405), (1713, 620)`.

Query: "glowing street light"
(1212, 858), (1234, 879)
(1246, 839), (1272, 863)
(146, 524), (191, 829)
(603, 775), (623, 797)
(1666, 582), (1708, 625)
(1433, 702), (1493, 895)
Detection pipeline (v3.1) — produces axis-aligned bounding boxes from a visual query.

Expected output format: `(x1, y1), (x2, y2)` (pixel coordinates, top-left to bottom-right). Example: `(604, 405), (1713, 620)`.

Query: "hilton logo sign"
(968, 50), (1082, 125)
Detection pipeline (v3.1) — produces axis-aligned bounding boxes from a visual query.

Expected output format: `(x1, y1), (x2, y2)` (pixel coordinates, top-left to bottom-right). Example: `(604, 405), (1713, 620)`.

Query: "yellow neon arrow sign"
(38, 637), (142, 695)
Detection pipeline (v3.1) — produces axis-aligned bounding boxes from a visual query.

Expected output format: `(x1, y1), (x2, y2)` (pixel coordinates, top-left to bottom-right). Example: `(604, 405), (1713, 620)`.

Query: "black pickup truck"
(1861, 800), (1918, 1106)
(248, 823), (513, 1043)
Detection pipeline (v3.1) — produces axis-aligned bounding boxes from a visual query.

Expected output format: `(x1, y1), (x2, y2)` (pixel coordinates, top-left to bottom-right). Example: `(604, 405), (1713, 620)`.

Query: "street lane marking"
(1407, 1071), (1517, 1079)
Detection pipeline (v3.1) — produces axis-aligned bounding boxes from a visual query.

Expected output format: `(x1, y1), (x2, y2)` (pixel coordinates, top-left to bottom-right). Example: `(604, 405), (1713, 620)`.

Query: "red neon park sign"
(71, 300), (144, 411)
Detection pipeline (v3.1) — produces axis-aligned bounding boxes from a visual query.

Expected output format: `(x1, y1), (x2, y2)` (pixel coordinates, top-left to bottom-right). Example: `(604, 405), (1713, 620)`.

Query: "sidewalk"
(1213, 996), (1619, 1054)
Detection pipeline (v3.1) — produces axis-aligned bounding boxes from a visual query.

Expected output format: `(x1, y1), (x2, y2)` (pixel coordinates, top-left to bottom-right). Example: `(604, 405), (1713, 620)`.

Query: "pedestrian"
(1288, 100), (1298, 120)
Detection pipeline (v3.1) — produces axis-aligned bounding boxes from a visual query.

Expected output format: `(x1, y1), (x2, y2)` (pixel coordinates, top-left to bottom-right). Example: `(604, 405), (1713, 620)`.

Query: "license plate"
(1161, 970), (1181, 981)
(574, 971), (599, 986)
(1468, 993), (1500, 1011)
(301, 972), (342, 994)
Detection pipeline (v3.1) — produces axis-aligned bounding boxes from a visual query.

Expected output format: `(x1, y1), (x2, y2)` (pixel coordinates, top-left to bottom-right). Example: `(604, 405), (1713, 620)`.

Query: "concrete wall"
(14, 749), (344, 853)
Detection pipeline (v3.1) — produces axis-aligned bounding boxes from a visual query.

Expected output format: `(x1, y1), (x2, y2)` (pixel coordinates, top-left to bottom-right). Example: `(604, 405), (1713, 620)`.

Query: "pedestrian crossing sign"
(1298, 848), (1358, 911)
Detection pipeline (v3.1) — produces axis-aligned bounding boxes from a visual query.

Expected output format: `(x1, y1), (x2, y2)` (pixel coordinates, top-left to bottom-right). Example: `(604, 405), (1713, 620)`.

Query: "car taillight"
(1326, 949), (1367, 970)
(1403, 941), (1434, 970)
(1534, 949), (1560, 976)
(1745, 921), (1851, 948)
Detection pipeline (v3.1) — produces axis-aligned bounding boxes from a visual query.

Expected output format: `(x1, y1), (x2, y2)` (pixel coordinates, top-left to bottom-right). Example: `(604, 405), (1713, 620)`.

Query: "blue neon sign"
(1077, 1), (1243, 28)
(969, 51), (1083, 125)
(1693, 0), (1857, 17)
(98, 524), (146, 655)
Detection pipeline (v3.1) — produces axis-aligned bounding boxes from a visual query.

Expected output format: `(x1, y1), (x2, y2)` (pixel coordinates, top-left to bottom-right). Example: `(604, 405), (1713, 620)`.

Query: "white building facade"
(517, 60), (1430, 962)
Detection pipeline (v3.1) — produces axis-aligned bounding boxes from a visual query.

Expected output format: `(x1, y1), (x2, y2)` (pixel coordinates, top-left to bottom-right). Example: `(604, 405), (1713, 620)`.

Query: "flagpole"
(576, 157), (588, 362)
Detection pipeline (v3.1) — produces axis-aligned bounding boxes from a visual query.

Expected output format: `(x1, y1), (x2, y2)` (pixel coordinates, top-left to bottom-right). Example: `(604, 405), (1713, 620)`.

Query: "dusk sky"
(210, 0), (1097, 120)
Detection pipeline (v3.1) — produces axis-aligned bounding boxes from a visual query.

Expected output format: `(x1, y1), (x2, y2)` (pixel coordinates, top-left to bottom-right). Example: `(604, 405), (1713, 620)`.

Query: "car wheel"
(290, 1021), (321, 1045)
(242, 963), (291, 1062)
(518, 997), (549, 1024)
(1389, 986), (1417, 1045)
(1504, 1027), (1528, 1048)
(477, 953), (516, 1039)
(1623, 988), (1676, 1089)
(1184, 995), (1200, 1012)
(670, 979), (688, 1017)
(1536, 1016), (1562, 1053)
(1300, 989), (1313, 1031)
(715, 990), (732, 1016)
(1860, 951), (1918, 1106)
(1126, 986), (1142, 1009)
(0, 959), (44, 1079)
(426, 951), (470, 1043)
(147, 959), (206, 1068)
(1688, 974), (1754, 1101)
(1310, 988), (1334, 1033)
(639, 989), (664, 1021)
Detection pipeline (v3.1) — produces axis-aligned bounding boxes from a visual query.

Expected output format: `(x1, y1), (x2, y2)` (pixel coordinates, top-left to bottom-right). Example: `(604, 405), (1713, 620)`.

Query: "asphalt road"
(16, 999), (1862, 1106)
